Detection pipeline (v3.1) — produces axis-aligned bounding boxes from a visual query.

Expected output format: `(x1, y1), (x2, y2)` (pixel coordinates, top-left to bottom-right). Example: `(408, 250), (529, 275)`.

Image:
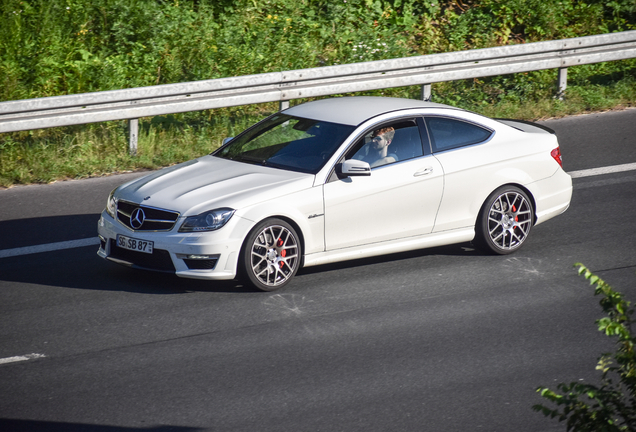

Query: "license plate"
(116, 234), (154, 254)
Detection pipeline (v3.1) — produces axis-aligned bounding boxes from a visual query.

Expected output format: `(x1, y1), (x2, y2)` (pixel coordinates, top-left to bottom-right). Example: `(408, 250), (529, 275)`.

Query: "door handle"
(414, 166), (434, 176)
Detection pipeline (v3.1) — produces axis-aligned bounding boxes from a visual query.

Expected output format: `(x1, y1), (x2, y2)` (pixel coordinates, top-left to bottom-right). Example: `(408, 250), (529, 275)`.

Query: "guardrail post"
(557, 67), (568, 100)
(279, 100), (290, 111)
(421, 84), (432, 102)
(128, 119), (138, 156)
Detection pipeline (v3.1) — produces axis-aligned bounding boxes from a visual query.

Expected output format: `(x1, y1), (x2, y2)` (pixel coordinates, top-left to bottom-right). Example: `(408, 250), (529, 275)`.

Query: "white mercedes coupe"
(97, 97), (572, 291)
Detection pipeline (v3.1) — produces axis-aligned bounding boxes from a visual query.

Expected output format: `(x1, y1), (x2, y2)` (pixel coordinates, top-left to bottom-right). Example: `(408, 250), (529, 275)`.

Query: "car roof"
(282, 96), (455, 126)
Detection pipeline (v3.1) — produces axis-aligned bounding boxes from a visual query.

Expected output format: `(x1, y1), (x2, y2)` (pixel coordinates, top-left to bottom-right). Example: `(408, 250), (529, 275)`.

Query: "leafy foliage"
(1, 0), (635, 186)
(534, 264), (636, 431)
(1, 0), (634, 100)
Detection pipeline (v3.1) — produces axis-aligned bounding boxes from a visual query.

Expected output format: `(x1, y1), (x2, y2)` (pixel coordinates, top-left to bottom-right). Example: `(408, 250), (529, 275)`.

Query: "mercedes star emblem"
(130, 208), (146, 229)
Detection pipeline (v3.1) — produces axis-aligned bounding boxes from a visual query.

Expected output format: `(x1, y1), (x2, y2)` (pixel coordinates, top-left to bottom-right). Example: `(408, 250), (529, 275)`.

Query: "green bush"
(1, 0), (635, 186)
(534, 264), (636, 431)
(2, 0), (634, 100)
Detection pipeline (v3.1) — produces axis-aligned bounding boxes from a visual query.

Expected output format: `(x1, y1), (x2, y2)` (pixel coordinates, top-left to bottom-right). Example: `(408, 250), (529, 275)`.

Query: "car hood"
(115, 155), (314, 216)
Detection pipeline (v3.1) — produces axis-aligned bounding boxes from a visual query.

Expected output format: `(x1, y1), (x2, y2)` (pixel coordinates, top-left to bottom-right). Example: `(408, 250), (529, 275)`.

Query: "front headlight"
(106, 188), (117, 218)
(179, 208), (235, 232)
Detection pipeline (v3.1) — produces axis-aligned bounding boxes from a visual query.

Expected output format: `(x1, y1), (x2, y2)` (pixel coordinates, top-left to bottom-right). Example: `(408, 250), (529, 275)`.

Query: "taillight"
(551, 147), (563, 168)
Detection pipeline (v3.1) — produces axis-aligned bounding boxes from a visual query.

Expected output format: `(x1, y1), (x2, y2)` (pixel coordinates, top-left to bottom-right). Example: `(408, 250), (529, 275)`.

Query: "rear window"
(425, 117), (492, 152)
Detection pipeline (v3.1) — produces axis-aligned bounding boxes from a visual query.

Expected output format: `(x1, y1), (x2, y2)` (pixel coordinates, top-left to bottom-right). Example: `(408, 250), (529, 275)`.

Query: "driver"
(355, 126), (396, 168)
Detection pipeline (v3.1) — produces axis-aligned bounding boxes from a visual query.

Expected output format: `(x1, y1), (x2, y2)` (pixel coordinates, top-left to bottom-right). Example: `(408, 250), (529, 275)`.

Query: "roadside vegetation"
(535, 264), (636, 431)
(1, 0), (635, 187)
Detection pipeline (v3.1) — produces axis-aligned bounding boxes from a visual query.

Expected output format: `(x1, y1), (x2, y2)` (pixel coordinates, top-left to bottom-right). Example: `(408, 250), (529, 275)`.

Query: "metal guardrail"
(1, 30), (635, 148)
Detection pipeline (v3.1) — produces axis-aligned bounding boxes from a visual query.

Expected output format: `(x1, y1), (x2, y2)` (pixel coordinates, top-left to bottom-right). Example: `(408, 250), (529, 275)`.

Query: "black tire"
(474, 186), (534, 255)
(240, 218), (301, 291)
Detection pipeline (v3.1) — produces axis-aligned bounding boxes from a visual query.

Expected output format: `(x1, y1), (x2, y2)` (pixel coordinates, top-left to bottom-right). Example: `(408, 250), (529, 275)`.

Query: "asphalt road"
(0, 108), (635, 432)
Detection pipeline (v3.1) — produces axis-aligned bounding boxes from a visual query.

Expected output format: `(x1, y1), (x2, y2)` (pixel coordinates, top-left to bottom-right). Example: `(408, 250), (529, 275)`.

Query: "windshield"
(214, 114), (355, 174)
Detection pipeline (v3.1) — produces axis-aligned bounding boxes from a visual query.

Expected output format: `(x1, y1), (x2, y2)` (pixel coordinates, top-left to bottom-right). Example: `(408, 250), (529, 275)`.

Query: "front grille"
(109, 239), (176, 272)
(184, 258), (218, 270)
(116, 200), (180, 231)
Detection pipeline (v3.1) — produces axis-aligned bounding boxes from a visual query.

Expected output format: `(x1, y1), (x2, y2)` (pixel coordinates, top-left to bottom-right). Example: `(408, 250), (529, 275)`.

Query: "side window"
(425, 117), (492, 152)
(346, 119), (424, 169)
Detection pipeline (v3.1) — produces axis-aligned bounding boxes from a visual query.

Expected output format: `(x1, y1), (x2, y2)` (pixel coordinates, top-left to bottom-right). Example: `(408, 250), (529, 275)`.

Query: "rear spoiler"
(495, 118), (556, 135)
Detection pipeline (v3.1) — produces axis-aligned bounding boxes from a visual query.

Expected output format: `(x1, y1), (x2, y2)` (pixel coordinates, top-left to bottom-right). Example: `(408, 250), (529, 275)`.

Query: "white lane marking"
(0, 353), (46, 365)
(0, 237), (100, 259)
(568, 162), (636, 178)
(0, 163), (635, 260)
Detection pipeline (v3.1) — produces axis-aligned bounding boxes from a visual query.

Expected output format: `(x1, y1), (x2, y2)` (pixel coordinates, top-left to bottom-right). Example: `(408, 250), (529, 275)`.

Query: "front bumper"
(97, 210), (253, 280)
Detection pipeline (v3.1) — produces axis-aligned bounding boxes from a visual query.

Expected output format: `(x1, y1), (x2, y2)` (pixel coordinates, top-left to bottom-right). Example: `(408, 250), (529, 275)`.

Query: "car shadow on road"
(0, 246), (256, 294)
(0, 241), (485, 294)
(297, 241), (482, 276)
(0, 214), (101, 250)
(0, 213), (257, 294)
(0, 212), (486, 294)
(0, 418), (201, 432)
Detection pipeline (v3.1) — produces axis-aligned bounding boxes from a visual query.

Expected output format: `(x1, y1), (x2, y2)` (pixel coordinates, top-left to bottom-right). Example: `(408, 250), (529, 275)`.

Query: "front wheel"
(240, 218), (301, 291)
(474, 186), (534, 255)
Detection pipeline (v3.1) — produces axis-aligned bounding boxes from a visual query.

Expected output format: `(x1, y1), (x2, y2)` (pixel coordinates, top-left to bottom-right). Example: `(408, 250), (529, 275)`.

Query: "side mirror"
(340, 159), (371, 177)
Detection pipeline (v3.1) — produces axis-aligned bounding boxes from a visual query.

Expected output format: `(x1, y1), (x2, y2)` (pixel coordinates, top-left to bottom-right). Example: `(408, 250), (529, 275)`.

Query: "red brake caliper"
(277, 238), (286, 268)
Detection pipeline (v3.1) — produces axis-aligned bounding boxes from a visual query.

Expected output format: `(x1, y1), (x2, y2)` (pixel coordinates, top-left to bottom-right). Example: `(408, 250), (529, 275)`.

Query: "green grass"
(0, 108), (263, 187)
(1, 0), (635, 187)
(1, 69), (634, 188)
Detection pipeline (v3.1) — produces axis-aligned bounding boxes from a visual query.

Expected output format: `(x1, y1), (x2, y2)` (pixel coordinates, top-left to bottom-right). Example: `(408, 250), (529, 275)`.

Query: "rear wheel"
(475, 186), (534, 255)
(240, 218), (301, 291)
